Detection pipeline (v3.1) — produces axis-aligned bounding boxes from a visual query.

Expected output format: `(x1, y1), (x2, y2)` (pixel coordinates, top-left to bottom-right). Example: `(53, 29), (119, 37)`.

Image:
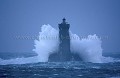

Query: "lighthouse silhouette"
(58, 18), (71, 61)
(49, 18), (81, 62)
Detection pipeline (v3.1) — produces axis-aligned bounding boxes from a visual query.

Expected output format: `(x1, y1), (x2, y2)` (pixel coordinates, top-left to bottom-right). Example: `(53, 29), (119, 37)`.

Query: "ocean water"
(0, 61), (120, 78)
(0, 25), (120, 78)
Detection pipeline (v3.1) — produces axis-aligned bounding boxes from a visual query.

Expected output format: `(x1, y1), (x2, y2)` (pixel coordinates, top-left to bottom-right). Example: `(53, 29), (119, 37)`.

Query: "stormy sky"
(0, 0), (120, 55)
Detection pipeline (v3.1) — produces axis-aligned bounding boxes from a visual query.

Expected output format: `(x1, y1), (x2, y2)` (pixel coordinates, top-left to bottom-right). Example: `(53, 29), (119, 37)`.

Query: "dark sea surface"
(0, 61), (120, 78)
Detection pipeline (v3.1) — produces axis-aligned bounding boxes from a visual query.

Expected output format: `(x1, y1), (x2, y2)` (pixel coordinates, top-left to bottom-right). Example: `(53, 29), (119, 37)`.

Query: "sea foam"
(0, 24), (115, 65)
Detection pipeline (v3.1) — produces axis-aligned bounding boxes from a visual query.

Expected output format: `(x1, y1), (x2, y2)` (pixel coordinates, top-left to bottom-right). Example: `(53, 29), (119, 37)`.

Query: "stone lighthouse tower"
(49, 18), (82, 62)
(48, 18), (72, 62)
(58, 18), (71, 61)
(48, 18), (81, 62)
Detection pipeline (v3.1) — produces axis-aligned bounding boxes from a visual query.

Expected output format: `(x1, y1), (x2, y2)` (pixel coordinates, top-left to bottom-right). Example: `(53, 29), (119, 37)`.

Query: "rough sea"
(0, 61), (120, 78)
(0, 25), (120, 78)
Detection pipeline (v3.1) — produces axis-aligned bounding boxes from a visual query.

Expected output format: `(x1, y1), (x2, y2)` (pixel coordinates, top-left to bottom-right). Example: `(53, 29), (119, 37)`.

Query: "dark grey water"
(0, 62), (120, 78)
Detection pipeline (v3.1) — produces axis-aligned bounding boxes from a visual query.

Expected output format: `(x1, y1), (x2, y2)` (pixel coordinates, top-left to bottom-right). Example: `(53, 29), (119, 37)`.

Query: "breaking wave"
(0, 24), (116, 65)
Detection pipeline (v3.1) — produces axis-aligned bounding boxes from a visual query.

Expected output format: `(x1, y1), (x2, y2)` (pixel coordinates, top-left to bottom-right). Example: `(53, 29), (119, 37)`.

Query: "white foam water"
(0, 24), (115, 65)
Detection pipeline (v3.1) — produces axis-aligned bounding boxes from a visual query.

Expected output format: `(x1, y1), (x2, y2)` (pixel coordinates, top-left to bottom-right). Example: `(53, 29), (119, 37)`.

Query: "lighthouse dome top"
(62, 18), (67, 24)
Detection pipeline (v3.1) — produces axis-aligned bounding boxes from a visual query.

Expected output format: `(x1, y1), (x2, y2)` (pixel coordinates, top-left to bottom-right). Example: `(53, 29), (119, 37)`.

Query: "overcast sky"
(0, 0), (120, 54)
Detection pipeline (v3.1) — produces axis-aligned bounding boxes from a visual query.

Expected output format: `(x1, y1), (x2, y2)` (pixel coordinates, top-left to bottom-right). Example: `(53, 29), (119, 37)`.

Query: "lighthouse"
(48, 18), (81, 62)
(58, 18), (71, 61)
